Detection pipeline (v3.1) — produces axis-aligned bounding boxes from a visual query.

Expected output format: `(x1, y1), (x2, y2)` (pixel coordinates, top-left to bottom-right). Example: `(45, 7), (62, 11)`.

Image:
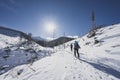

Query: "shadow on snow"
(79, 58), (120, 79)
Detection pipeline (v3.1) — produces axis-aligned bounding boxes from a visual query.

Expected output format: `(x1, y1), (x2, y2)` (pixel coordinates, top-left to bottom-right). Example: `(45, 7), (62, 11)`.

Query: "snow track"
(1, 49), (118, 80)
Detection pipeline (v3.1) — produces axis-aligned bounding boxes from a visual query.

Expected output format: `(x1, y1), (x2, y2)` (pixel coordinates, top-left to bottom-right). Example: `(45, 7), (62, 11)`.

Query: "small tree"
(3, 47), (11, 61)
(28, 33), (32, 37)
(63, 32), (66, 49)
(28, 33), (32, 41)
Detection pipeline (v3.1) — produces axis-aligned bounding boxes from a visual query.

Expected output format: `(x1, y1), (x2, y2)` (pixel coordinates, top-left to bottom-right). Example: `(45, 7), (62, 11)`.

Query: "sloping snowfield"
(0, 24), (120, 80)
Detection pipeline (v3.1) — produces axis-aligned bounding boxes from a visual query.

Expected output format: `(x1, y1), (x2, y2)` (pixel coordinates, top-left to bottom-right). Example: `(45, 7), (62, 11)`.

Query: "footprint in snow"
(90, 75), (93, 77)
(73, 76), (76, 79)
(105, 50), (111, 53)
(99, 76), (102, 79)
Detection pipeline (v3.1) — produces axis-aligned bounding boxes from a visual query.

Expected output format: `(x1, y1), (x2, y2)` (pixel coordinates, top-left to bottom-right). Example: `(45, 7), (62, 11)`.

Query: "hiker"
(70, 43), (73, 51)
(74, 41), (80, 58)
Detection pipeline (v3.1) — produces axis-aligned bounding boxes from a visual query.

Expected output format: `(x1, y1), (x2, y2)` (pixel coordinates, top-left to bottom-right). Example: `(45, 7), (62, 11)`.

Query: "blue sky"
(0, 0), (120, 38)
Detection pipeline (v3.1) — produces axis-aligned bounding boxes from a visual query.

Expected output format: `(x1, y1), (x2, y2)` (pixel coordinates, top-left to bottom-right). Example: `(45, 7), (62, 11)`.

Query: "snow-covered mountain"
(0, 26), (53, 75)
(34, 36), (75, 47)
(0, 24), (120, 80)
(0, 26), (26, 48)
(32, 36), (49, 42)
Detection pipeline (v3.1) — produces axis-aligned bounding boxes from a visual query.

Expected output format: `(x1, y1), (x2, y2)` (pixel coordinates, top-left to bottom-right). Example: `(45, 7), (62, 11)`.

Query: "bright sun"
(45, 21), (56, 33)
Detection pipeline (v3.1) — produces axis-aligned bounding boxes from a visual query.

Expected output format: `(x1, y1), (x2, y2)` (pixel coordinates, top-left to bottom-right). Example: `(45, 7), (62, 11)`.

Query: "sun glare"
(45, 21), (56, 33)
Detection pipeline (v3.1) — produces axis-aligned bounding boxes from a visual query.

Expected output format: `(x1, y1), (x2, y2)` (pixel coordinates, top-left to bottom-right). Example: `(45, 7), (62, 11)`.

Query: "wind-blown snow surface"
(0, 24), (120, 80)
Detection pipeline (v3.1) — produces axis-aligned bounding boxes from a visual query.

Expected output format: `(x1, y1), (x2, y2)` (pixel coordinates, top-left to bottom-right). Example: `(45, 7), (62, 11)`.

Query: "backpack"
(74, 41), (80, 49)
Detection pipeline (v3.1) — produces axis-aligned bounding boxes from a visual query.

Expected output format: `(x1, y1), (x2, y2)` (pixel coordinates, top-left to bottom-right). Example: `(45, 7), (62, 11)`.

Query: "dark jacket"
(74, 41), (80, 49)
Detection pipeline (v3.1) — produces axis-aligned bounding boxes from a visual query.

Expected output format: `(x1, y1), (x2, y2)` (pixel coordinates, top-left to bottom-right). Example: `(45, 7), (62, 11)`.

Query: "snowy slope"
(0, 24), (120, 80)
(0, 27), (23, 49)
(1, 50), (118, 80)
(0, 27), (53, 75)
(0, 34), (20, 48)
